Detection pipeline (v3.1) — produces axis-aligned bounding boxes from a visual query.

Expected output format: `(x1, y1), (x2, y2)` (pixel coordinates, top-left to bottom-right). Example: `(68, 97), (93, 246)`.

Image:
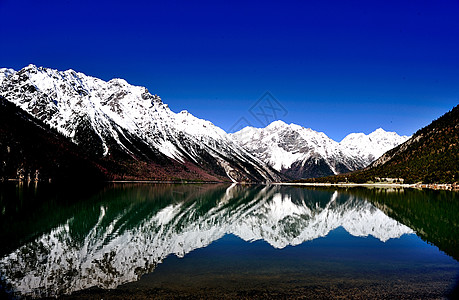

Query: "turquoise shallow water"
(0, 183), (458, 298)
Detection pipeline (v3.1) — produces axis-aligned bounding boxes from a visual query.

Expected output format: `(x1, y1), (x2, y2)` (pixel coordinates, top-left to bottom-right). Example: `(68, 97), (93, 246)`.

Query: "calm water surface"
(0, 183), (458, 299)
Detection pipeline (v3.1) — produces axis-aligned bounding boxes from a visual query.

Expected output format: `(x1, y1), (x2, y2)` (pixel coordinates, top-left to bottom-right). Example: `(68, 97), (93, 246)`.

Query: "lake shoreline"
(276, 182), (459, 191)
(100, 180), (459, 191)
(4, 178), (458, 191)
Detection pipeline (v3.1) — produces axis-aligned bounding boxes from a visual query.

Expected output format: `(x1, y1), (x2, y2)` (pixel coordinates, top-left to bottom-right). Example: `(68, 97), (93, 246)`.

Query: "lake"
(0, 183), (458, 299)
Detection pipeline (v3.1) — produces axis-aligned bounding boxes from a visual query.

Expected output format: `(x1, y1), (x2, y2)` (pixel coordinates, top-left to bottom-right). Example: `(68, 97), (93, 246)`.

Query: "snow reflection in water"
(0, 184), (415, 298)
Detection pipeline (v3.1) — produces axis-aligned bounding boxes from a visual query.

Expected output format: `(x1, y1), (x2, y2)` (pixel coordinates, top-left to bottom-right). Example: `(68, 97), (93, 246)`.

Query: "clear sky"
(1, 0), (458, 141)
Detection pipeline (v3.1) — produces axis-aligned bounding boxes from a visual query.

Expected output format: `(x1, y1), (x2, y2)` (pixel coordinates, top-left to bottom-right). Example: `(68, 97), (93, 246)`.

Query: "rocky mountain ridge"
(231, 121), (409, 178)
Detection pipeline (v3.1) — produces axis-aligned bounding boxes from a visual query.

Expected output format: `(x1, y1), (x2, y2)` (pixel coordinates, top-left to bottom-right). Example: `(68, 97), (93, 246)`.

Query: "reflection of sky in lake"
(131, 230), (458, 298)
(0, 184), (458, 298)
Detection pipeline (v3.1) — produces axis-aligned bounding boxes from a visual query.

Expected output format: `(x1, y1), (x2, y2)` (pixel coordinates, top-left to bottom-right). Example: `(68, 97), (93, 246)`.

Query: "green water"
(0, 183), (458, 299)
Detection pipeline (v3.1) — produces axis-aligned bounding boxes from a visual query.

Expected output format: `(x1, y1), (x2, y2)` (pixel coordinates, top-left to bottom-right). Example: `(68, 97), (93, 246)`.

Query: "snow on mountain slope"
(0, 185), (413, 297)
(0, 68), (15, 85)
(340, 128), (411, 165)
(231, 121), (410, 179)
(0, 65), (280, 182)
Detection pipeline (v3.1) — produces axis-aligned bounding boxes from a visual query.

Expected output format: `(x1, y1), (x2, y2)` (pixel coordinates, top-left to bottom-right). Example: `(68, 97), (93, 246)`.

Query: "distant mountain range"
(301, 105), (459, 184)
(231, 121), (409, 178)
(0, 65), (421, 182)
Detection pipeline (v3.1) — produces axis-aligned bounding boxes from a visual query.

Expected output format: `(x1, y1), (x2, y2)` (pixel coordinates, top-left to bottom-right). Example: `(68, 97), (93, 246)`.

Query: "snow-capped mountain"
(0, 65), (280, 182)
(0, 185), (413, 298)
(340, 128), (411, 164)
(231, 121), (410, 179)
(0, 64), (410, 181)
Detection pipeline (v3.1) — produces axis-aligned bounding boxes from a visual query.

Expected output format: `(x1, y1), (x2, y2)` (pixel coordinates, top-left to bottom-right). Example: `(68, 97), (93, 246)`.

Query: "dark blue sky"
(1, 0), (458, 140)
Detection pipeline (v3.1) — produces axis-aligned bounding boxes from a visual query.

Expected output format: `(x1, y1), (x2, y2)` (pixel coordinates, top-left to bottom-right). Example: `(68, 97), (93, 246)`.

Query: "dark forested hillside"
(0, 97), (228, 182)
(0, 96), (108, 182)
(298, 105), (459, 184)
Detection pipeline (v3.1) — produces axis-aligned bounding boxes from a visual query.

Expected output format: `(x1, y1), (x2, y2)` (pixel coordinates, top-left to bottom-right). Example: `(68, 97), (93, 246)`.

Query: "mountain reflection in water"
(0, 183), (457, 298)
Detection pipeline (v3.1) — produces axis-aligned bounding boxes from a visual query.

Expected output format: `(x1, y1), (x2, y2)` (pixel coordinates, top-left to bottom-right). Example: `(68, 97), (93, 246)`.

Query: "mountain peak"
(372, 127), (386, 134)
(267, 120), (288, 128)
(265, 120), (311, 133)
(24, 63), (38, 70)
(19, 64), (43, 75)
(108, 78), (129, 86)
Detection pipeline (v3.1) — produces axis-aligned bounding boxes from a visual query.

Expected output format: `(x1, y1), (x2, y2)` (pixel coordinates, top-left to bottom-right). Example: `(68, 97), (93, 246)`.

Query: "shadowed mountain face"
(0, 96), (230, 182)
(303, 105), (459, 184)
(0, 184), (415, 298)
(368, 105), (459, 183)
(360, 188), (459, 261)
(0, 96), (110, 182)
